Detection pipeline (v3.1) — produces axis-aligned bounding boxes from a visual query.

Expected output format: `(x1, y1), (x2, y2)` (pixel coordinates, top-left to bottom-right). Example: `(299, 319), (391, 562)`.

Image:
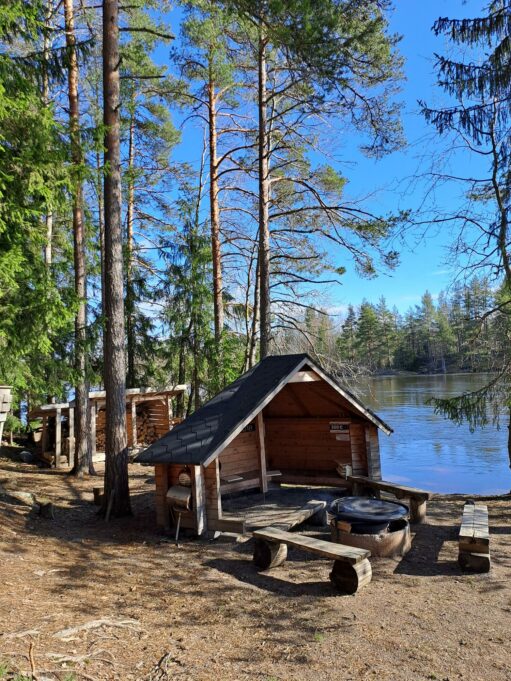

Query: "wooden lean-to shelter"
(30, 386), (187, 468)
(135, 354), (392, 536)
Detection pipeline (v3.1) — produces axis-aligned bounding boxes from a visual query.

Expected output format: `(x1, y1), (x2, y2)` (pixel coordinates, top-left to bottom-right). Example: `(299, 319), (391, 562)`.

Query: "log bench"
(347, 475), (432, 523)
(458, 502), (490, 573)
(252, 526), (372, 594)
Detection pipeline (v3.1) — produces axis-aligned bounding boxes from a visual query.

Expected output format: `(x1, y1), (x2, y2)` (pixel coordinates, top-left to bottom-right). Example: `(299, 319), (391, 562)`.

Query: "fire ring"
(329, 496), (412, 557)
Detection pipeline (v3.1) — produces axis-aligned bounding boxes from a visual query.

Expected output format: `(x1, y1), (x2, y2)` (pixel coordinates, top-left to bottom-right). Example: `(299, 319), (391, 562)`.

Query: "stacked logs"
(95, 406), (158, 451)
(136, 408), (158, 444)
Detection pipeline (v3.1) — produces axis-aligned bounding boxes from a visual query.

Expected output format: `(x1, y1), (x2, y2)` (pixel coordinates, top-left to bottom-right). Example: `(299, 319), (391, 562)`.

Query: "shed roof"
(135, 354), (392, 467)
(29, 385), (188, 419)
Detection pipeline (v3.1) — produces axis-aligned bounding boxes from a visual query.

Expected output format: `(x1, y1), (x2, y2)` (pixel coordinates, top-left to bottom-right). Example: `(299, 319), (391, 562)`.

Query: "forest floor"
(0, 445), (510, 681)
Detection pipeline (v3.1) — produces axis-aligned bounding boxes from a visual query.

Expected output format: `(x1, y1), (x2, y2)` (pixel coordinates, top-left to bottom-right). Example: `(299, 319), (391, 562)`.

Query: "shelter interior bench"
(348, 475), (432, 523)
(220, 469), (283, 494)
(275, 469), (350, 488)
(458, 502), (490, 572)
(252, 526), (372, 594)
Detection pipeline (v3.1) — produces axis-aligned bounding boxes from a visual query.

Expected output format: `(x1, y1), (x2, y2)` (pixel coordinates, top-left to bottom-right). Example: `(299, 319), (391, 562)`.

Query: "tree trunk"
(126, 102), (136, 388)
(64, 0), (92, 477)
(176, 337), (186, 418)
(207, 67), (224, 361)
(257, 25), (271, 358)
(508, 406), (511, 472)
(97, 147), (106, 345)
(102, 0), (131, 516)
(42, 1), (53, 267)
(249, 255), (260, 368)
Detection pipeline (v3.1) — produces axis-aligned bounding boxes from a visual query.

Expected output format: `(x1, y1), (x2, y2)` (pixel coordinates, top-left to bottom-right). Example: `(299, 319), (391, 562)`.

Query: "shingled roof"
(135, 353), (392, 466)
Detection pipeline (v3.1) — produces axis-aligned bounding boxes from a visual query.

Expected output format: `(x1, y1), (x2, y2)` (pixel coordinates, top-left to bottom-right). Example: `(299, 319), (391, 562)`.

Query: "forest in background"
(293, 276), (510, 376)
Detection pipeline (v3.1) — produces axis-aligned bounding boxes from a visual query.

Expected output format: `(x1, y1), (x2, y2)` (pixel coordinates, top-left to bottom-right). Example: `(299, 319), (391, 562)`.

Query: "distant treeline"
(285, 276), (508, 375)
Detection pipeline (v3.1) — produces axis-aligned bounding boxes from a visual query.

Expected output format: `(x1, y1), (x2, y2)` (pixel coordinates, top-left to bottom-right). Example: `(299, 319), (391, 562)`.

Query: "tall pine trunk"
(64, 0), (92, 476)
(42, 0), (53, 267)
(508, 406), (511, 472)
(126, 102), (136, 388)
(96, 147), (106, 337)
(248, 255), (260, 369)
(102, 0), (131, 516)
(207, 65), (224, 375)
(257, 24), (270, 358)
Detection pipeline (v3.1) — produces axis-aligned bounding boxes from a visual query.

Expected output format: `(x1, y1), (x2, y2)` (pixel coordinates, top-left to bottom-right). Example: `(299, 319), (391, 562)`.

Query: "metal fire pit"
(329, 496), (411, 557)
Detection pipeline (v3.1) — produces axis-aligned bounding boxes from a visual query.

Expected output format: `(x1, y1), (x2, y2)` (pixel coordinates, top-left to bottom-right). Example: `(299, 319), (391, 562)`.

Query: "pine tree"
(102, 0), (131, 516)
(422, 1), (511, 468)
(64, 0), (93, 476)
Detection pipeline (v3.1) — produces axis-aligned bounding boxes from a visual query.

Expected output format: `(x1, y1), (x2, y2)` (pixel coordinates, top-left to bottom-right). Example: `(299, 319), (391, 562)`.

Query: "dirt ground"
(0, 446), (510, 681)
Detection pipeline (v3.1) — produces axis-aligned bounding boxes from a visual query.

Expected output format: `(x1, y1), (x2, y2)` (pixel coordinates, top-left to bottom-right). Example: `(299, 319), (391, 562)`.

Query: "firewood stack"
(95, 405), (159, 451)
(96, 429), (106, 451)
(136, 407), (158, 445)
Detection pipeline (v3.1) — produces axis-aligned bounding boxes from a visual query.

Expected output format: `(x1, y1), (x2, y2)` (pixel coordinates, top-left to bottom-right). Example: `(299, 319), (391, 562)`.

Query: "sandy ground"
(0, 445), (510, 681)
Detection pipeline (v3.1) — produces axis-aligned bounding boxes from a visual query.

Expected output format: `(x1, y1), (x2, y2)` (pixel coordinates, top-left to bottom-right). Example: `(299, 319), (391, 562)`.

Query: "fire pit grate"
(329, 496), (412, 557)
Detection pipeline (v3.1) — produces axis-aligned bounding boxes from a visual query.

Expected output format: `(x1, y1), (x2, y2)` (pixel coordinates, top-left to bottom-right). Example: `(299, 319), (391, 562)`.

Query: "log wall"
(265, 417), (352, 473)
(204, 459), (222, 525)
(365, 424), (382, 480)
(350, 423), (368, 476)
(218, 426), (259, 477)
(154, 463), (197, 531)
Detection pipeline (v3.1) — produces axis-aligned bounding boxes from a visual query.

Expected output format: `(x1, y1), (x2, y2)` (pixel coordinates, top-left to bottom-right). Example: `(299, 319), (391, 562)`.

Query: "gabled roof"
(135, 354), (392, 466)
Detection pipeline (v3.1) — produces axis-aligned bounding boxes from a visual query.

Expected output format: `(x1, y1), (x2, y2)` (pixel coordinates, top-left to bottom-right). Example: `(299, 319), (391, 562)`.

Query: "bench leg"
(458, 551), (490, 573)
(253, 539), (288, 570)
(409, 499), (427, 523)
(329, 558), (372, 594)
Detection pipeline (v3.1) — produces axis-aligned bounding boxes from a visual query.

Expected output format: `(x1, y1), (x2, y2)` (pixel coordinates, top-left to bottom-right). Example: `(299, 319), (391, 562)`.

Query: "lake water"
(358, 374), (510, 495)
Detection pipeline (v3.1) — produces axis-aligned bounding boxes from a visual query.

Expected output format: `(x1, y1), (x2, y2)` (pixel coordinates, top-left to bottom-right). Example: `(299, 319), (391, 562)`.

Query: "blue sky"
(157, 0), (486, 317)
(326, 0), (485, 315)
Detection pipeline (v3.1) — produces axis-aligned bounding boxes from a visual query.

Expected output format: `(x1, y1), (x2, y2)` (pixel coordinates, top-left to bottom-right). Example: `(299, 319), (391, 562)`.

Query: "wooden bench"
(220, 469), (284, 495)
(348, 475), (432, 523)
(277, 469), (350, 489)
(220, 469), (261, 494)
(252, 526), (372, 594)
(458, 502), (490, 572)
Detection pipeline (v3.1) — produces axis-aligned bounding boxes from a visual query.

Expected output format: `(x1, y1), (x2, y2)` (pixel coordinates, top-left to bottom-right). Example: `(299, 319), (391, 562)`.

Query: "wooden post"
(55, 408), (62, 468)
(166, 393), (172, 426)
(256, 412), (268, 493)
(155, 464), (171, 530)
(409, 498), (427, 523)
(193, 465), (207, 535)
(365, 425), (382, 481)
(41, 415), (47, 456)
(131, 397), (137, 448)
(91, 401), (97, 458)
(204, 459), (222, 536)
(68, 407), (75, 469)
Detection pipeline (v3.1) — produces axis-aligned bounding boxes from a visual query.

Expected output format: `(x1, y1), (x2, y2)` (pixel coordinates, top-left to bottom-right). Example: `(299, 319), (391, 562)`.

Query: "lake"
(358, 374), (510, 495)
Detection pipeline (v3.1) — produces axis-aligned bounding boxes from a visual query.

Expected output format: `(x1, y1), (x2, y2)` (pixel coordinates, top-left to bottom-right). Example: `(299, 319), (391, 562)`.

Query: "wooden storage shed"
(135, 354), (392, 535)
(30, 386), (187, 468)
